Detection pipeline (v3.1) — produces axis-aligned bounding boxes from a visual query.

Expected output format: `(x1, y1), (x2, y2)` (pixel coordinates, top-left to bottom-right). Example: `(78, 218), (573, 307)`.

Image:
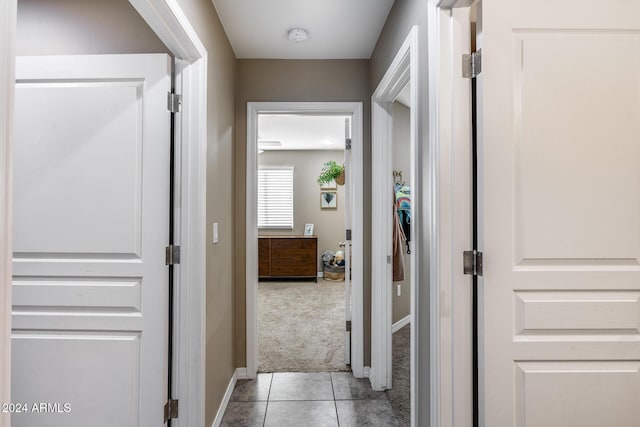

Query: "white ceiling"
(258, 115), (350, 150)
(212, 0), (395, 59)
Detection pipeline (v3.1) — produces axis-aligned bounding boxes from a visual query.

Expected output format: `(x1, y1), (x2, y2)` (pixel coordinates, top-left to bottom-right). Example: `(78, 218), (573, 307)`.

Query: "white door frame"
(0, 1), (208, 426)
(431, 4), (475, 427)
(0, 2), (16, 425)
(245, 102), (365, 379)
(426, 1), (475, 426)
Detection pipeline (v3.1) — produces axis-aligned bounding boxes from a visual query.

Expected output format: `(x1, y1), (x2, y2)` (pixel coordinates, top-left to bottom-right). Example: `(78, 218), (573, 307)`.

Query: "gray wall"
(235, 59), (371, 367)
(18, 1), (238, 424)
(17, 0), (170, 55)
(258, 150), (345, 272)
(392, 101), (411, 323)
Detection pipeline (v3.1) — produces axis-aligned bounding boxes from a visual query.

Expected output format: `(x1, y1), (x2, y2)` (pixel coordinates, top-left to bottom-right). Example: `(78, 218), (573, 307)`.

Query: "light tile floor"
(221, 372), (400, 427)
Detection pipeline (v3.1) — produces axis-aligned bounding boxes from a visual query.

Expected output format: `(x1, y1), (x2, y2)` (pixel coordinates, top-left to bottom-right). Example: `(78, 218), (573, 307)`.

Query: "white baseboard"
(211, 369), (239, 427)
(363, 366), (371, 378)
(317, 271), (323, 278)
(392, 314), (411, 333)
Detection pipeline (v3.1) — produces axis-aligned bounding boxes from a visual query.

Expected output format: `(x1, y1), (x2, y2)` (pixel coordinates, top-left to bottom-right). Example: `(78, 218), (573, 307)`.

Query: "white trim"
(371, 26), (427, 427)
(0, 1), (15, 426)
(211, 369), (239, 427)
(392, 315), (412, 334)
(426, 7), (442, 427)
(317, 271), (324, 278)
(435, 6), (474, 427)
(128, 0), (206, 62)
(363, 366), (371, 378)
(173, 56), (208, 427)
(246, 102), (365, 379)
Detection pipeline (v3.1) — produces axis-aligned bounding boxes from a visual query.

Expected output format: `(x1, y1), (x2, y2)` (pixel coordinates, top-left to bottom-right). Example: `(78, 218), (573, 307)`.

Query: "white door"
(343, 117), (352, 365)
(480, 2), (640, 426)
(12, 54), (171, 427)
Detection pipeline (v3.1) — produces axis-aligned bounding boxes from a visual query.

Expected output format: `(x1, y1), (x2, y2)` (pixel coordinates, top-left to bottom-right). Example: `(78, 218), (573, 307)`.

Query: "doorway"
(245, 102), (364, 379)
(256, 114), (349, 372)
(383, 86), (413, 427)
(371, 25), (429, 427)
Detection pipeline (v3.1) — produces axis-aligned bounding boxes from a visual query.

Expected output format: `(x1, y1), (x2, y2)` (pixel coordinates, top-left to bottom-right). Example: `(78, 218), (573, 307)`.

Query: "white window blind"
(258, 167), (294, 229)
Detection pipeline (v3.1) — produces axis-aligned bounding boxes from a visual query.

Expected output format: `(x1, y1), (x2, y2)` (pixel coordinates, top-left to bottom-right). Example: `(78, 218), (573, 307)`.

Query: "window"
(258, 167), (294, 229)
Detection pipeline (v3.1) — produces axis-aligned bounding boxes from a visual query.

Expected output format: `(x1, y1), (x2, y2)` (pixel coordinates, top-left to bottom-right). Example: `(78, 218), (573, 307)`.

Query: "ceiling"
(258, 115), (350, 150)
(212, 0), (395, 59)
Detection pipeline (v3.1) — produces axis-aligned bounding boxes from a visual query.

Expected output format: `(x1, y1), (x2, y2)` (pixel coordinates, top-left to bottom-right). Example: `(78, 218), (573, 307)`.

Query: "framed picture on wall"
(320, 179), (337, 190)
(304, 224), (314, 236)
(320, 191), (337, 210)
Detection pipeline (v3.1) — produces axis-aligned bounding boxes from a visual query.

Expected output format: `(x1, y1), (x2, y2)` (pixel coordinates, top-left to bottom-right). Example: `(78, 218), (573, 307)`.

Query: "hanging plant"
(317, 160), (345, 186)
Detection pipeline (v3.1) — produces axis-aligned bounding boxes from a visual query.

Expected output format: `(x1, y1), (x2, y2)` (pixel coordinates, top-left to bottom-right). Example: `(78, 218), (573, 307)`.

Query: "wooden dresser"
(258, 235), (318, 281)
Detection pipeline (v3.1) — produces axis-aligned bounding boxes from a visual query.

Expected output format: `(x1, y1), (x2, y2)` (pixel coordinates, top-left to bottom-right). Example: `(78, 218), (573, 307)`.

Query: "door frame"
(0, 1), (16, 425)
(429, 0), (473, 427)
(426, 1), (475, 426)
(0, 1), (208, 426)
(245, 102), (365, 379)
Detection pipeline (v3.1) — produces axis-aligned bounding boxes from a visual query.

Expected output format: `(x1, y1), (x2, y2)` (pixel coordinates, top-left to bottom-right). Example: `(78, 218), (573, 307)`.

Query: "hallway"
(221, 372), (399, 426)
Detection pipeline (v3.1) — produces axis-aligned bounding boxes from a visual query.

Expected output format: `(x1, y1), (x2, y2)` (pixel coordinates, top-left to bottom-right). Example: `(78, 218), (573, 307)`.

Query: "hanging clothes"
(395, 183), (411, 253)
(393, 190), (406, 282)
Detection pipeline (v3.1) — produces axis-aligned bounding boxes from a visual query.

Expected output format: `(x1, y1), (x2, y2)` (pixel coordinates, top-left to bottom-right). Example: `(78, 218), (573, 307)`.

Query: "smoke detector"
(288, 28), (308, 42)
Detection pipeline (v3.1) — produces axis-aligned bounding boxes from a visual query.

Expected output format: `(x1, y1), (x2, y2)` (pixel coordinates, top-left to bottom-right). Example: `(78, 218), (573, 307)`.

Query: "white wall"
(258, 150), (345, 271)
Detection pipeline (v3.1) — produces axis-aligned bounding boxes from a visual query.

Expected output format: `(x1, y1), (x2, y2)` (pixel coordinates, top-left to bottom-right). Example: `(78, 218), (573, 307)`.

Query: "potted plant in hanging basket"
(317, 160), (345, 186)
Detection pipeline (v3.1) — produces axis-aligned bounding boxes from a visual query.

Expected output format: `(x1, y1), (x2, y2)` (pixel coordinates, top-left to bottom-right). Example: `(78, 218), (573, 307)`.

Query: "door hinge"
(165, 245), (181, 265)
(463, 250), (483, 276)
(462, 49), (482, 79)
(346, 320), (352, 332)
(345, 138), (352, 150)
(387, 255), (392, 264)
(346, 229), (352, 241)
(164, 399), (178, 422)
(167, 92), (182, 113)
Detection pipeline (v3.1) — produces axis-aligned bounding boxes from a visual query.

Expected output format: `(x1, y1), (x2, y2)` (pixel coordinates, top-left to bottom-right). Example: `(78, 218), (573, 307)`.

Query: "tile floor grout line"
(263, 373), (274, 426)
(330, 372), (341, 427)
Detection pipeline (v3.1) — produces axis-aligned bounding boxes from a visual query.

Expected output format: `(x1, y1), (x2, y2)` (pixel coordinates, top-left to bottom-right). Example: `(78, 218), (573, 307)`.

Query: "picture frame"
(320, 191), (337, 210)
(304, 223), (314, 236)
(320, 179), (337, 190)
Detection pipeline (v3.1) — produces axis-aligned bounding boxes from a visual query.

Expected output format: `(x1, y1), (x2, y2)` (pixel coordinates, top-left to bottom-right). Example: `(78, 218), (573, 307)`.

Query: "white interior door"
(343, 117), (352, 365)
(480, 2), (640, 426)
(12, 54), (171, 427)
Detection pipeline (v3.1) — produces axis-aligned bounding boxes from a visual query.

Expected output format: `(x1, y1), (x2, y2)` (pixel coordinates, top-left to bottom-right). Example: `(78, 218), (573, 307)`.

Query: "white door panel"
(14, 83), (143, 256)
(12, 54), (171, 427)
(481, 1), (640, 426)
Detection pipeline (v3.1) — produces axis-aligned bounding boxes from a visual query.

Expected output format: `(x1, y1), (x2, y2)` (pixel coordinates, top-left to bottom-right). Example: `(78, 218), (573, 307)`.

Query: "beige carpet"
(258, 280), (349, 372)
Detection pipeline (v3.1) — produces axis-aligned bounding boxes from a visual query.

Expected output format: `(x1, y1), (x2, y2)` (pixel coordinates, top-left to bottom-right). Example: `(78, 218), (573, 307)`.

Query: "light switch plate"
(396, 284), (401, 297)
(213, 223), (219, 244)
